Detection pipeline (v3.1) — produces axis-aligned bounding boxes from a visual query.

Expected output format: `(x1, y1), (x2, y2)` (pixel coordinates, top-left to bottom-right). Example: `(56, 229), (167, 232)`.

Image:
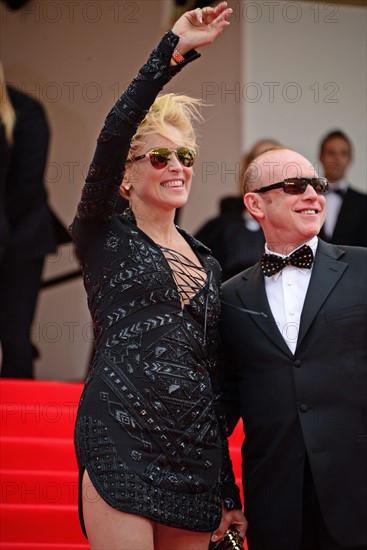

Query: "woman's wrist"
(174, 38), (191, 57)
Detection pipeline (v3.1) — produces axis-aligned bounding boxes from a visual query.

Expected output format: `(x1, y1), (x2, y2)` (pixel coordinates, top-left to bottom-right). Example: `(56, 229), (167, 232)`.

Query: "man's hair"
(239, 138), (281, 189)
(129, 93), (204, 158)
(241, 146), (287, 196)
(319, 130), (353, 158)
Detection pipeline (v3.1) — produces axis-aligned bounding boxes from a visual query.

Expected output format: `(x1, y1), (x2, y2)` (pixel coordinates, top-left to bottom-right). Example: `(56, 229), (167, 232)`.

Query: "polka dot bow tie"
(261, 244), (314, 277)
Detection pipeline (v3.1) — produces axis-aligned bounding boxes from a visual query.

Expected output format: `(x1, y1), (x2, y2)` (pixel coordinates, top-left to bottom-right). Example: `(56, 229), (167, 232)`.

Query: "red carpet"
(0, 379), (244, 549)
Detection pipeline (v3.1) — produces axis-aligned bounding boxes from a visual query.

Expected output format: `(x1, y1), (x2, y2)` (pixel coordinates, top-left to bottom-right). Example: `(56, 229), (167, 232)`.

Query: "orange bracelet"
(171, 48), (185, 65)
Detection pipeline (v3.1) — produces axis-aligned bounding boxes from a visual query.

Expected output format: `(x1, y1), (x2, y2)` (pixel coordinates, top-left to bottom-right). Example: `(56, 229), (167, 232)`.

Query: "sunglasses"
(254, 177), (329, 195)
(130, 146), (196, 169)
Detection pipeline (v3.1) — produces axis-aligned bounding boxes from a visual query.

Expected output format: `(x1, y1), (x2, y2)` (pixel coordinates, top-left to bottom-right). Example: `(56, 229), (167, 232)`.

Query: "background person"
(0, 72), (57, 379)
(195, 139), (280, 280)
(318, 129), (367, 247)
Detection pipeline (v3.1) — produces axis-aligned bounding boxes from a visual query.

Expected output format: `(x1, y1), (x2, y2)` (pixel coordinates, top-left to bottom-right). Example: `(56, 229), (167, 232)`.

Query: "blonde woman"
(71, 3), (247, 549)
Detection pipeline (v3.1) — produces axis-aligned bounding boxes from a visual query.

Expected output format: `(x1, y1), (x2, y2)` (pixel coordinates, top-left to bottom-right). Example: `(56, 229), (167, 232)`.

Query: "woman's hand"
(211, 504), (248, 544)
(172, 1), (233, 56)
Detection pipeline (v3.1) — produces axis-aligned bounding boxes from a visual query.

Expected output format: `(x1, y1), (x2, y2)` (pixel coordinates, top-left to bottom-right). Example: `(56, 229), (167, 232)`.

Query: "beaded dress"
(71, 31), (241, 535)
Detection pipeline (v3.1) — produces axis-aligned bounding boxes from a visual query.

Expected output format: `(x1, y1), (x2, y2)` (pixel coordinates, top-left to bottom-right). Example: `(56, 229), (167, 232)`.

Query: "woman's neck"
(132, 206), (179, 248)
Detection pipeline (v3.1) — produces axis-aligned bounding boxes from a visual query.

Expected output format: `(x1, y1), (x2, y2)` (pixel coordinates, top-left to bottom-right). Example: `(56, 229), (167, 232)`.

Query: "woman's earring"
(124, 185), (130, 191)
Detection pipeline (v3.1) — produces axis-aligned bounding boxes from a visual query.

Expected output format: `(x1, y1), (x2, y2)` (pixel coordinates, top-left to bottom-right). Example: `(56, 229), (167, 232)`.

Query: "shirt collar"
(328, 179), (349, 192)
(265, 236), (318, 258)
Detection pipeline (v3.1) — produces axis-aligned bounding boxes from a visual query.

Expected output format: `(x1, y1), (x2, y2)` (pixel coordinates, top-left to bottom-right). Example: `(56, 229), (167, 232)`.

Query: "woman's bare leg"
(155, 523), (211, 550)
(82, 470), (154, 550)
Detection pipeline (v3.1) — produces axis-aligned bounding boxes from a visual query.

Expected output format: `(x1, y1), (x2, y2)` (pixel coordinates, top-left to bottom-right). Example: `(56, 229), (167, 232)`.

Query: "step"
(1, 401), (78, 439)
(0, 437), (78, 471)
(0, 380), (82, 439)
(0, 380), (84, 403)
(229, 446), (242, 463)
(1, 504), (85, 544)
(1, 469), (78, 505)
(0, 544), (88, 550)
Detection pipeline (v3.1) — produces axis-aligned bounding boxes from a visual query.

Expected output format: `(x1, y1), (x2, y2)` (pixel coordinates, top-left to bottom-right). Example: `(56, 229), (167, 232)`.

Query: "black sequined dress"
(71, 31), (241, 535)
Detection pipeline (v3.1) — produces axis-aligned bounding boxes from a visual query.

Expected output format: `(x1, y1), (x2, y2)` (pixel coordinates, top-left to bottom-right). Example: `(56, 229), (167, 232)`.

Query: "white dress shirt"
(264, 237), (318, 354)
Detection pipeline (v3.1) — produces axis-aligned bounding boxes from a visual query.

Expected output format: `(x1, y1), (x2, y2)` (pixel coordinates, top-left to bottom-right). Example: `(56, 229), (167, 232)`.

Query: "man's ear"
(244, 192), (264, 222)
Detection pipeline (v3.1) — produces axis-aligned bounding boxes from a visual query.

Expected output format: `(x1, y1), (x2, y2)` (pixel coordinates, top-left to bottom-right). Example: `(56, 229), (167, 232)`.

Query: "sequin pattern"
(71, 32), (240, 535)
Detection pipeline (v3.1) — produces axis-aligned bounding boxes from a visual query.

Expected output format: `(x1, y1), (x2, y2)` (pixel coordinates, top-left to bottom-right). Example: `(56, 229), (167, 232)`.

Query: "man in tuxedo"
(0, 86), (56, 378)
(219, 148), (367, 550)
(318, 130), (367, 247)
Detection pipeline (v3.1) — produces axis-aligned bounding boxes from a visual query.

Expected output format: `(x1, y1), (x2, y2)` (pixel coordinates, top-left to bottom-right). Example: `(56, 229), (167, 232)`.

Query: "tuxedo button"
(294, 359), (302, 368)
(299, 404), (308, 413)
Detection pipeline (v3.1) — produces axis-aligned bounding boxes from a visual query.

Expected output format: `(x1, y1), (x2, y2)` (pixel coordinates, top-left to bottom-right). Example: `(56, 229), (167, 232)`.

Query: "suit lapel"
(297, 240), (348, 348)
(235, 263), (293, 357)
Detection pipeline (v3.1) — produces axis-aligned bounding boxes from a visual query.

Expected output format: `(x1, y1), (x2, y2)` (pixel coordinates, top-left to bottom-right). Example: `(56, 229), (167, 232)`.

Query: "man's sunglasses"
(130, 146), (196, 169)
(254, 177), (329, 195)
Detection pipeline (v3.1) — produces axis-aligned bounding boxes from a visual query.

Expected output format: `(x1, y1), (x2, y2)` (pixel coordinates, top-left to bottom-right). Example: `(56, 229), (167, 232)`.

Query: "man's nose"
(304, 182), (319, 198)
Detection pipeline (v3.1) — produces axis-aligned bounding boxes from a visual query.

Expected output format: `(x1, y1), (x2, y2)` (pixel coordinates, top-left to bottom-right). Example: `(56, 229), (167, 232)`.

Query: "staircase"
(0, 379), (244, 549)
(0, 379), (88, 550)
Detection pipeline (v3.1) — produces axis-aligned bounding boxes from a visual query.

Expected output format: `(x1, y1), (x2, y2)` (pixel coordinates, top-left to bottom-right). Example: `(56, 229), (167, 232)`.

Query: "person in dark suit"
(219, 147), (367, 550)
(0, 117), (11, 264)
(195, 198), (265, 281)
(0, 66), (14, 263)
(0, 85), (57, 378)
(318, 130), (367, 247)
(194, 139), (280, 280)
(0, 65), (14, 367)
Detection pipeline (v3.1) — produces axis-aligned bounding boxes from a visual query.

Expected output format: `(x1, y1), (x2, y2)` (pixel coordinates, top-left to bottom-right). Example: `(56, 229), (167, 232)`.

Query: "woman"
(71, 4), (247, 549)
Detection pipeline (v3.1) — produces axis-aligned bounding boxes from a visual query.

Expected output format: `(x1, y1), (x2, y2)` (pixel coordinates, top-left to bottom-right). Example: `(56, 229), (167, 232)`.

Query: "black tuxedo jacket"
(319, 187), (367, 247)
(219, 240), (367, 550)
(195, 215), (265, 281)
(3, 86), (56, 261)
(0, 124), (11, 262)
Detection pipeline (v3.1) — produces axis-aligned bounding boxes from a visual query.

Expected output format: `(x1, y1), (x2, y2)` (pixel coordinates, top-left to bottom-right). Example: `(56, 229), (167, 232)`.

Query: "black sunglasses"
(130, 146), (196, 169)
(254, 177), (329, 195)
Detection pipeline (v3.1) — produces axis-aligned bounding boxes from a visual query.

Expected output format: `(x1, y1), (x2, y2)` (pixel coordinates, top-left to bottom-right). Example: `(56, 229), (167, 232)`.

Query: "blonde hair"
(0, 63), (16, 145)
(129, 93), (204, 157)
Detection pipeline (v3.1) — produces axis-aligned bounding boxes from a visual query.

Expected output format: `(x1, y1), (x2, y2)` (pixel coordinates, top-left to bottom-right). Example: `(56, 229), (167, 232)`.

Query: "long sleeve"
(212, 375), (243, 511)
(74, 31), (199, 222)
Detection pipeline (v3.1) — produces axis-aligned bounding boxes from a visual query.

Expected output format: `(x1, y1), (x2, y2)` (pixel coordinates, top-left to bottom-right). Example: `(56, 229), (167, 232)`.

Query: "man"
(318, 130), (367, 247)
(0, 86), (56, 378)
(219, 147), (367, 550)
